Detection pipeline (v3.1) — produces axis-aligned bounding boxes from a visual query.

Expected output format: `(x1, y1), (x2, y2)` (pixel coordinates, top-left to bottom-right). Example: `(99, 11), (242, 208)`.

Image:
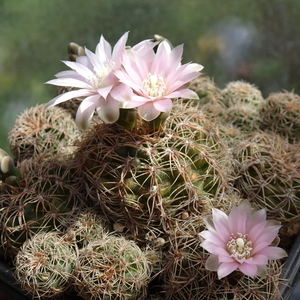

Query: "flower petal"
(46, 89), (92, 107)
(137, 102), (162, 121)
(218, 262), (239, 279)
(46, 78), (91, 89)
(238, 262), (258, 278)
(96, 95), (120, 123)
(75, 95), (99, 130)
(153, 98), (173, 113)
(254, 246), (287, 260)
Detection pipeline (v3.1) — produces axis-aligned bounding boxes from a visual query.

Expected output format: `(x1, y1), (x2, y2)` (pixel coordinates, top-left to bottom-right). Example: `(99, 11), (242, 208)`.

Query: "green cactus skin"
(233, 132), (300, 222)
(259, 91), (300, 143)
(73, 99), (234, 244)
(220, 81), (264, 132)
(8, 104), (81, 162)
(74, 234), (152, 300)
(0, 155), (83, 259)
(15, 231), (77, 299)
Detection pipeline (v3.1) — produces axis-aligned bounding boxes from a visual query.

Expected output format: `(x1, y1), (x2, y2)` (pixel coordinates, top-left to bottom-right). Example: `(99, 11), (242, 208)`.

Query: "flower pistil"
(142, 73), (167, 98)
(227, 233), (253, 261)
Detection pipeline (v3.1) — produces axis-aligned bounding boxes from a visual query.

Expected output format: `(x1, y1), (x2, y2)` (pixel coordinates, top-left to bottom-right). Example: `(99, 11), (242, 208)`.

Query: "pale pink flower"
(45, 32), (129, 129)
(199, 201), (287, 279)
(111, 40), (203, 121)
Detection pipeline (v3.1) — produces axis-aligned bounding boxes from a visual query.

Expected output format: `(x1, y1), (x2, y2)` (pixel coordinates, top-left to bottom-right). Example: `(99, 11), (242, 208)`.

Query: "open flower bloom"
(45, 32), (129, 129)
(199, 201), (287, 279)
(112, 40), (203, 121)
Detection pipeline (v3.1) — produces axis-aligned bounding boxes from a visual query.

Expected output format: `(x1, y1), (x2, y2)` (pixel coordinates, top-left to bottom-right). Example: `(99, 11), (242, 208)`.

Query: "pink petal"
(252, 226), (281, 251)
(228, 201), (251, 235)
(75, 95), (98, 130)
(218, 261), (239, 279)
(96, 35), (112, 61)
(137, 102), (162, 121)
(97, 85), (113, 99)
(200, 230), (226, 248)
(218, 255), (235, 263)
(112, 31), (129, 66)
(247, 221), (268, 243)
(55, 70), (85, 80)
(238, 262), (258, 278)
(62, 60), (95, 79)
(246, 254), (268, 265)
(211, 208), (231, 242)
(254, 246), (287, 260)
(200, 240), (229, 256)
(96, 94), (120, 123)
(46, 89), (93, 107)
(247, 208), (267, 231)
(153, 98), (173, 113)
(167, 89), (199, 100)
(110, 83), (134, 103)
(46, 78), (91, 89)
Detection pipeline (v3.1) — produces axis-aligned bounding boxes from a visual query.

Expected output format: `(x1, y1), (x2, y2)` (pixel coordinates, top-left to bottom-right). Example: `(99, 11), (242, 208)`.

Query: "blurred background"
(0, 0), (300, 153)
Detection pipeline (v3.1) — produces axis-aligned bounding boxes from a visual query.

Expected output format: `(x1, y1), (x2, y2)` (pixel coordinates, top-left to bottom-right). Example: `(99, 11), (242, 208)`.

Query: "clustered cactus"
(0, 35), (299, 300)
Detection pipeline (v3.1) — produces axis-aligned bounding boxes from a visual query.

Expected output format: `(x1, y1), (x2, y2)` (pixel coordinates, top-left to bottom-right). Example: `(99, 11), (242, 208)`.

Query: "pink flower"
(45, 32), (129, 129)
(199, 201), (287, 279)
(112, 40), (203, 121)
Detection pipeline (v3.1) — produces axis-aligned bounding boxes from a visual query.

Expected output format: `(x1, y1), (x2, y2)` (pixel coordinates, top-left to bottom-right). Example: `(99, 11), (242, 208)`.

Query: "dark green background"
(1, 0), (300, 153)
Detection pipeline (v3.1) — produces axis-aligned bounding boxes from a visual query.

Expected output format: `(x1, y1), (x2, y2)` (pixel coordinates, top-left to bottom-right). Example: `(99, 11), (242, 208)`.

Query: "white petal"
(96, 95), (120, 123)
(62, 60), (95, 79)
(75, 95), (99, 130)
(46, 78), (91, 89)
(137, 102), (161, 121)
(46, 89), (92, 107)
(153, 98), (173, 113)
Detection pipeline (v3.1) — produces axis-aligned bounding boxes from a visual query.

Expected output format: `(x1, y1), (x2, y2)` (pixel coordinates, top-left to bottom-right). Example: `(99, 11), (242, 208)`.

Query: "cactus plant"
(0, 155), (83, 259)
(233, 131), (300, 223)
(8, 104), (81, 162)
(72, 99), (234, 244)
(259, 91), (300, 142)
(15, 231), (77, 299)
(74, 234), (152, 300)
(65, 208), (109, 248)
(220, 81), (264, 132)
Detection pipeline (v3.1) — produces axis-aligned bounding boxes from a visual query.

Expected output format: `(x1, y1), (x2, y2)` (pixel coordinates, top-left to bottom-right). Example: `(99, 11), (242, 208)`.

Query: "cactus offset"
(220, 81), (264, 132)
(15, 231), (77, 299)
(8, 104), (81, 162)
(74, 234), (151, 300)
(233, 132), (300, 223)
(259, 91), (300, 142)
(0, 155), (82, 259)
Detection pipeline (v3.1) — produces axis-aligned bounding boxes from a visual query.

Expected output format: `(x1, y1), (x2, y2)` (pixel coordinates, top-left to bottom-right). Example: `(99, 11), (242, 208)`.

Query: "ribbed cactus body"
(8, 104), (81, 161)
(0, 156), (81, 258)
(233, 132), (300, 221)
(259, 91), (300, 142)
(220, 81), (264, 132)
(74, 100), (233, 243)
(74, 235), (151, 300)
(15, 231), (77, 299)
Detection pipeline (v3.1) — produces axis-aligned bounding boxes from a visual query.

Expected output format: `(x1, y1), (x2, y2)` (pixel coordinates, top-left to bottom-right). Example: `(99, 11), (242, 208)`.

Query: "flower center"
(227, 233), (253, 261)
(142, 73), (167, 98)
(89, 60), (115, 89)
